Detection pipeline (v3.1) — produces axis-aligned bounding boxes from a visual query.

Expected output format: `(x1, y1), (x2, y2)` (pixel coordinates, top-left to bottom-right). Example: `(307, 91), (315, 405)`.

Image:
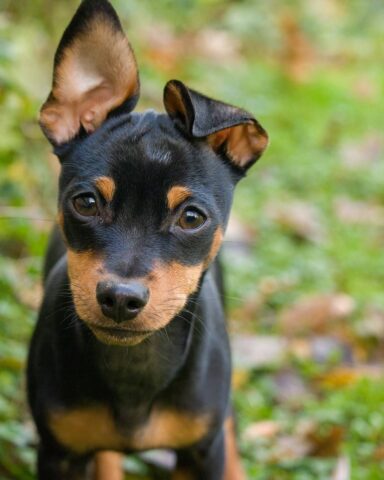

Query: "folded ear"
(40, 0), (139, 145)
(164, 80), (268, 172)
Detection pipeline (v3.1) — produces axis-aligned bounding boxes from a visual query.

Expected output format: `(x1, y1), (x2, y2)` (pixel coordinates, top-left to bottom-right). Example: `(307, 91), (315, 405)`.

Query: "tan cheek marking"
(94, 452), (123, 480)
(49, 407), (123, 454)
(205, 227), (224, 267)
(142, 261), (203, 330)
(95, 176), (116, 202)
(133, 409), (210, 450)
(167, 186), (191, 210)
(67, 250), (104, 323)
(223, 416), (246, 480)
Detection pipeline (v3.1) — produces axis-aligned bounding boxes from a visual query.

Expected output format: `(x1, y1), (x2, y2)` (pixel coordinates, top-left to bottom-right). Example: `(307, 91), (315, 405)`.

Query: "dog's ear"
(164, 80), (268, 172)
(40, 0), (139, 145)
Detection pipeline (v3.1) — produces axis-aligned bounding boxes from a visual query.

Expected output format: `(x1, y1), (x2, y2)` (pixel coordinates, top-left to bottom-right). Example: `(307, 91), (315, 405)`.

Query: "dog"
(27, 1), (268, 478)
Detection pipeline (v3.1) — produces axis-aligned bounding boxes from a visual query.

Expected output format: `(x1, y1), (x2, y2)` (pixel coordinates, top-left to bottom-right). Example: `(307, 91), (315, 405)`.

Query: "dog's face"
(41, 0), (268, 346)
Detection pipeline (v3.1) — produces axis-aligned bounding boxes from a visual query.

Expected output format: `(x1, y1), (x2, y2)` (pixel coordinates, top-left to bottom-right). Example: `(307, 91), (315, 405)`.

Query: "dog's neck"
(76, 292), (200, 405)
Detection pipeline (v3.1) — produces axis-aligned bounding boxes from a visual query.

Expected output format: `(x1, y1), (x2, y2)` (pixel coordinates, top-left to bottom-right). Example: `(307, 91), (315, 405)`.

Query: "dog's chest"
(49, 405), (210, 454)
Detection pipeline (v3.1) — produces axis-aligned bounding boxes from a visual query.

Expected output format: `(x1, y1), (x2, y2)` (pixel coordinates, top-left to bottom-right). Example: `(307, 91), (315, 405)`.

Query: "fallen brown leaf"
(279, 293), (355, 336)
(340, 133), (383, 169)
(266, 200), (326, 243)
(316, 365), (384, 389)
(279, 12), (316, 82)
(334, 197), (384, 227)
(373, 445), (384, 461)
(231, 334), (288, 369)
(243, 420), (281, 442)
(231, 369), (251, 390)
(273, 369), (311, 406)
(356, 305), (384, 341)
(308, 425), (344, 457)
(271, 434), (311, 462)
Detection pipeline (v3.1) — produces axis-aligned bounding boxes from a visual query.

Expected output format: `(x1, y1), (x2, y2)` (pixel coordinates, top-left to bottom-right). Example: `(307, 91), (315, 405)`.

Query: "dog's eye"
(178, 208), (206, 230)
(73, 194), (99, 217)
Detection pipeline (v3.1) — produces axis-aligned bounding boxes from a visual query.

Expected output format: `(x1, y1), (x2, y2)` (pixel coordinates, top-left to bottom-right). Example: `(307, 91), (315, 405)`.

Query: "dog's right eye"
(73, 194), (99, 217)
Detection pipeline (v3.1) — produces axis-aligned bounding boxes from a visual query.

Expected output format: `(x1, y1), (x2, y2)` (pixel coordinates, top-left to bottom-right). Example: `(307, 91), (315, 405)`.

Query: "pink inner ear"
(208, 122), (268, 168)
(79, 84), (118, 133)
(39, 16), (139, 145)
(40, 104), (80, 145)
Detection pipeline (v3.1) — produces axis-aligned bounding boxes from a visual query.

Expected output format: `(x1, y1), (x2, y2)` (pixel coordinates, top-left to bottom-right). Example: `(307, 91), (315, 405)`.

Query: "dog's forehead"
(64, 110), (221, 189)
(108, 112), (194, 169)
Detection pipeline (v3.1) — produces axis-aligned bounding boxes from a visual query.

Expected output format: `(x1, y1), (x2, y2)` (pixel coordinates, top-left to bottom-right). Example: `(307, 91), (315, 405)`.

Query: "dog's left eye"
(73, 194), (99, 217)
(178, 208), (206, 230)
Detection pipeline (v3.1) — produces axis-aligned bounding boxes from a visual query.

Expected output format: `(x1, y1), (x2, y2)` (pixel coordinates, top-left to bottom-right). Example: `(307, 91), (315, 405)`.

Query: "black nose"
(96, 281), (149, 323)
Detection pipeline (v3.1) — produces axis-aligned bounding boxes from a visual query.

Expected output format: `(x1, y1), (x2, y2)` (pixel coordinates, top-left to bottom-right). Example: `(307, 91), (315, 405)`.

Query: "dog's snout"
(96, 281), (149, 323)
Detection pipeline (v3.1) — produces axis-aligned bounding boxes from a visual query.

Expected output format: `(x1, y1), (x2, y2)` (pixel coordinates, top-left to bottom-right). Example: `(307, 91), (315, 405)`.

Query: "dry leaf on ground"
(334, 197), (384, 227)
(339, 133), (383, 169)
(279, 293), (355, 336)
(266, 200), (326, 243)
(231, 334), (288, 369)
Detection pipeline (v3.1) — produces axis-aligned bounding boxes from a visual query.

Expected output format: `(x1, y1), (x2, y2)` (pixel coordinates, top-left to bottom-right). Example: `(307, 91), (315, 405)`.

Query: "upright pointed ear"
(164, 80), (268, 172)
(40, 0), (140, 145)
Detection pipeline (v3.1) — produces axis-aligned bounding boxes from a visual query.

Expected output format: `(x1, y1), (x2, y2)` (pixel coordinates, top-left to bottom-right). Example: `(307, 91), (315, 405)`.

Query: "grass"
(0, 0), (383, 478)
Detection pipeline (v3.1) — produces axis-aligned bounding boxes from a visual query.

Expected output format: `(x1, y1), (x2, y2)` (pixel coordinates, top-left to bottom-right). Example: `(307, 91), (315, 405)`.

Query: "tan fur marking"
(95, 176), (116, 202)
(139, 261), (203, 331)
(40, 16), (138, 144)
(94, 452), (123, 480)
(167, 186), (191, 211)
(223, 417), (246, 480)
(164, 83), (189, 124)
(67, 250), (105, 325)
(49, 406), (209, 454)
(133, 409), (210, 450)
(205, 227), (224, 267)
(49, 406), (122, 453)
(172, 470), (195, 480)
(57, 211), (64, 229)
(67, 249), (202, 345)
(207, 122), (268, 168)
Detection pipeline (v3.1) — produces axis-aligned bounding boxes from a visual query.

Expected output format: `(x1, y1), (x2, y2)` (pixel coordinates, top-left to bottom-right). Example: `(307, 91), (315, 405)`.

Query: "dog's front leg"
(172, 431), (226, 480)
(37, 444), (94, 480)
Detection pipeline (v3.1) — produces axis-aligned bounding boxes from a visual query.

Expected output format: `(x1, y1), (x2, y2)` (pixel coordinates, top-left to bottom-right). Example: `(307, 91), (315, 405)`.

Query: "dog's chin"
(88, 325), (153, 347)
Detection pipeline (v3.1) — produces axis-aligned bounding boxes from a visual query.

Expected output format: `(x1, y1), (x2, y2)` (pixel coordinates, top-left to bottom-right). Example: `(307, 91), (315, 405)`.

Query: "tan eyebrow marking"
(167, 186), (191, 210)
(95, 176), (116, 202)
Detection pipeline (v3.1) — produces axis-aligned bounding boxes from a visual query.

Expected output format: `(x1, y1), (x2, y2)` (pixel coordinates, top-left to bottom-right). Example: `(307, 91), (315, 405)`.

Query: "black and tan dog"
(27, 1), (268, 478)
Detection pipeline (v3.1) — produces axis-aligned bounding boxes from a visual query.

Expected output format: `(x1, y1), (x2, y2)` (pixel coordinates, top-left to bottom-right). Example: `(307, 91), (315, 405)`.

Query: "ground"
(0, 1), (383, 478)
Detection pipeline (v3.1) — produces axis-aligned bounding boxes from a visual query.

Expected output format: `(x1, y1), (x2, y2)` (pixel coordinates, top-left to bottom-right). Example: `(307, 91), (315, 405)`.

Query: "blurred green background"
(0, 0), (383, 478)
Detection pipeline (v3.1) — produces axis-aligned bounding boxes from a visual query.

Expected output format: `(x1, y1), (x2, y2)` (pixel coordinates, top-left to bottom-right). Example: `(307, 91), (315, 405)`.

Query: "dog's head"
(41, 0), (268, 346)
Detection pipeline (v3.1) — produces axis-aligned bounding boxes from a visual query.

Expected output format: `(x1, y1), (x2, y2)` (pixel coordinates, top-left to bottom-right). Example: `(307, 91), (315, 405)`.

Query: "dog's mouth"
(89, 324), (154, 346)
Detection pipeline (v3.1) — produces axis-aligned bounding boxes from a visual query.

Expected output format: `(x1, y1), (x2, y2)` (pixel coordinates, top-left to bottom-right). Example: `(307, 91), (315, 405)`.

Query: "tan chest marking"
(49, 406), (210, 454)
(132, 409), (210, 450)
(49, 406), (123, 453)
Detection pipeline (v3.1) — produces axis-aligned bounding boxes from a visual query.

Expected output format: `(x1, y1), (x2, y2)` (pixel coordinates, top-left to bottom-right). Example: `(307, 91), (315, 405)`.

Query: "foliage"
(0, 0), (383, 478)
